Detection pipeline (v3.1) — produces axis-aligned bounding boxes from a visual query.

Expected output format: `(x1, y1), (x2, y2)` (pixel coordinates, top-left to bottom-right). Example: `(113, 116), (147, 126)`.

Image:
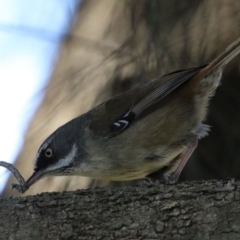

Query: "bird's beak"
(26, 170), (44, 188)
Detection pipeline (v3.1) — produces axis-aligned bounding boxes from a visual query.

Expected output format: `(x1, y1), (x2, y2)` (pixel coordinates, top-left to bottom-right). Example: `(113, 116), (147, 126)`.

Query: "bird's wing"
(87, 65), (206, 137)
(108, 65), (206, 135)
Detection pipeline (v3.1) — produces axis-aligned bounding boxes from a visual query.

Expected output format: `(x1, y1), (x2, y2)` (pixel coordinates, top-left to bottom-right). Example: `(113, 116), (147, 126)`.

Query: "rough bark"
(2, 0), (240, 196)
(0, 180), (239, 239)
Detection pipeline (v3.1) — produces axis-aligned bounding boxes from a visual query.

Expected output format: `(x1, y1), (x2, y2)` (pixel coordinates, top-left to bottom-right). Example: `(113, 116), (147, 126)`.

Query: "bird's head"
(26, 117), (86, 188)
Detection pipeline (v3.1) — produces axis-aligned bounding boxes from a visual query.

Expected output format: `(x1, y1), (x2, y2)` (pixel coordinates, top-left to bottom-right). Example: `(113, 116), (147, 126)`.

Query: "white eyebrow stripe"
(46, 144), (77, 171)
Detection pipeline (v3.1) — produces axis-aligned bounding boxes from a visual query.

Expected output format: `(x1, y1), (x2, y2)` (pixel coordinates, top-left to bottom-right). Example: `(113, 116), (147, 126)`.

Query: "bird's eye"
(45, 148), (53, 158)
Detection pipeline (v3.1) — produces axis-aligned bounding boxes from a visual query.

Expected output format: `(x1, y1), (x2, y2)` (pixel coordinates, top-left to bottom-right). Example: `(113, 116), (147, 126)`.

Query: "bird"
(26, 37), (240, 190)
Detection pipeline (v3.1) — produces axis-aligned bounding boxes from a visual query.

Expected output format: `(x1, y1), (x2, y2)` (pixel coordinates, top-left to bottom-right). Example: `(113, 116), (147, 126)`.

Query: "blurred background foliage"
(2, 0), (240, 196)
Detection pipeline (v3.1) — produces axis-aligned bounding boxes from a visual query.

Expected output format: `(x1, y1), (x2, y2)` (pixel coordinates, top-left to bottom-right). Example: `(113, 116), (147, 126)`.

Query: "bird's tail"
(190, 37), (240, 95)
(209, 37), (240, 69)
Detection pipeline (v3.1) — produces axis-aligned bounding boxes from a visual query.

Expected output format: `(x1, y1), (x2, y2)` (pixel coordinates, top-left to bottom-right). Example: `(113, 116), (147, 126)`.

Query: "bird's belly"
(78, 145), (183, 181)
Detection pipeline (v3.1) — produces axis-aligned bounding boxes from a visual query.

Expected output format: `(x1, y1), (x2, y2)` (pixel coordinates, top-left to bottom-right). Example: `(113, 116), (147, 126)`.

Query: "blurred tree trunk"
(2, 0), (240, 196)
(0, 180), (239, 239)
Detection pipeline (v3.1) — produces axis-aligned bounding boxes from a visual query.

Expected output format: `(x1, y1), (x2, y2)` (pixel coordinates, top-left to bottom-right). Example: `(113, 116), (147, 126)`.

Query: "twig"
(0, 161), (28, 193)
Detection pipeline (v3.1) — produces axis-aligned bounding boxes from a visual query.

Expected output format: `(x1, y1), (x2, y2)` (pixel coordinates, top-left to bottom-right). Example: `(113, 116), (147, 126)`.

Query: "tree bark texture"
(0, 180), (240, 239)
(2, 0), (240, 196)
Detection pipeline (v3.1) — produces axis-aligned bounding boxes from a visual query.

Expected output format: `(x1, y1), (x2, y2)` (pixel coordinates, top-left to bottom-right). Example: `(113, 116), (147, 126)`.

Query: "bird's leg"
(163, 134), (198, 182)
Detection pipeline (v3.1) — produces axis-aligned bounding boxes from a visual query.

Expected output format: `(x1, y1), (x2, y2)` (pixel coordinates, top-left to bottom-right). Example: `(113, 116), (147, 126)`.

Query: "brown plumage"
(26, 38), (240, 190)
(84, 37), (240, 181)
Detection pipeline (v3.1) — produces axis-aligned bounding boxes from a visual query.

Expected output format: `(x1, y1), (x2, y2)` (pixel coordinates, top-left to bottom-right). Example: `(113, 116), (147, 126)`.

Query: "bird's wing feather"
(132, 68), (201, 117)
(109, 65), (206, 134)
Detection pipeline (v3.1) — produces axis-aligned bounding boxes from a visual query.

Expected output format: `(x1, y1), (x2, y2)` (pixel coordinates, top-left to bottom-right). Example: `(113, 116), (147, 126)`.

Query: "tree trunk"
(0, 180), (239, 239)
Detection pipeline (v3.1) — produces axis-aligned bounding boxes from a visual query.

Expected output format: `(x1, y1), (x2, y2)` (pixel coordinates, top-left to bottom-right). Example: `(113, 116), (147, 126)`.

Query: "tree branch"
(0, 161), (28, 193)
(0, 179), (239, 239)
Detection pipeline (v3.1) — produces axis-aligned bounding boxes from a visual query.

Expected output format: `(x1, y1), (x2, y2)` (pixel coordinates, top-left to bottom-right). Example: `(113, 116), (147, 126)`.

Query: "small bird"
(26, 38), (240, 189)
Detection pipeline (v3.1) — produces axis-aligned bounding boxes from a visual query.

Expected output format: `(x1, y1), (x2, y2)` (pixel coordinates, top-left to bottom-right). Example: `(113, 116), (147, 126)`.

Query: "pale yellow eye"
(45, 148), (53, 158)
